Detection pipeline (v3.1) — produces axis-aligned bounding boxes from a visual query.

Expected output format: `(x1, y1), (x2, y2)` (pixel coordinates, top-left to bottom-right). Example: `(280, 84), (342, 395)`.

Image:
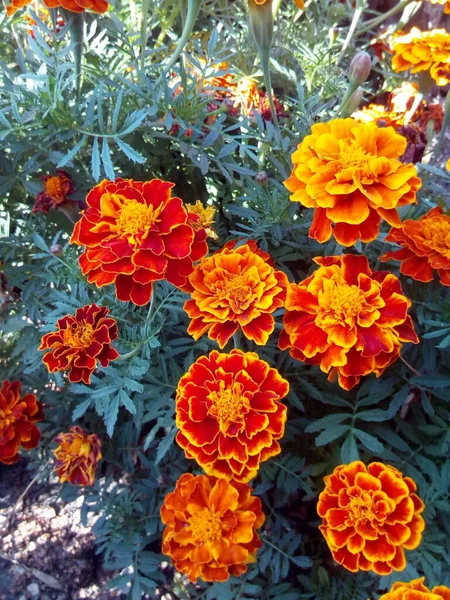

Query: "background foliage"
(1, 0), (450, 597)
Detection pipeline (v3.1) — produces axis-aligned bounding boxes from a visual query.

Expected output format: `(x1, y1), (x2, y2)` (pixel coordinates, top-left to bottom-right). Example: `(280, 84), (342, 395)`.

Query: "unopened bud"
(345, 87), (364, 117)
(255, 171), (269, 187)
(348, 51), (372, 87)
(50, 244), (64, 257)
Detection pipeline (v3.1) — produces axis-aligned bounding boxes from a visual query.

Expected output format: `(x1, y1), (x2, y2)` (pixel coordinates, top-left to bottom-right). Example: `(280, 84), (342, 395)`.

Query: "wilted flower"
(396, 124), (427, 164)
(0, 380), (43, 464)
(233, 76), (286, 122)
(391, 28), (450, 87)
(284, 118), (421, 246)
(186, 200), (218, 240)
(318, 461), (425, 575)
(381, 207), (450, 286)
(279, 255), (419, 390)
(39, 304), (119, 384)
(54, 426), (102, 486)
(161, 473), (265, 582)
(70, 179), (208, 306)
(184, 240), (288, 348)
(175, 349), (288, 482)
(32, 170), (75, 214)
(379, 578), (450, 600)
(6, 0), (108, 15)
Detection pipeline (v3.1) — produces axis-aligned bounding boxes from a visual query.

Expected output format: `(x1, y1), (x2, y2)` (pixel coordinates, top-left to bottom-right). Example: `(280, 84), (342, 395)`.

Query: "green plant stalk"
(337, 5), (364, 64)
(154, 0), (202, 87)
(338, 82), (357, 115)
(60, 9), (84, 99)
(358, 0), (415, 33)
(140, 0), (150, 75)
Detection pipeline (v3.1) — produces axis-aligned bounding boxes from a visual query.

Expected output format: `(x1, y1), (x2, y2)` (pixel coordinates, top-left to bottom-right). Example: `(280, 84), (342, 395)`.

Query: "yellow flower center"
(422, 217), (450, 257)
(115, 199), (162, 243)
(338, 139), (371, 170)
(208, 381), (249, 432)
(63, 322), (95, 348)
(189, 508), (223, 542)
(348, 494), (377, 522)
(215, 275), (253, 310)
(44, 176), (66, 204)
(325, 282), (366, 320)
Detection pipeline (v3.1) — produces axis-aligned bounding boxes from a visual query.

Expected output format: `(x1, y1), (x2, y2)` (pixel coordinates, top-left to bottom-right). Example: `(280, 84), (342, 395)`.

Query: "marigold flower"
(6, 0), (108, 15)
(0, 380), (43, 464)
(284, 119), (421, 246)
(379, 578), (450, 600)
(279, 255), (419, 391)
(233, 76), (286, 122)
(186, 200), (218, 240)
(70, 179), (208, 306)
(184, 240), (288, 348)
(391, 28), (450, 86)
(175, 349), (288, 483)
(54, 426), (102, 486)
(32, 170), (75, 214)
(381, 207), (450, 287)
(161, 473), (265, 582)
(318, 461), (425, 575)
(39, 304), (119, 384)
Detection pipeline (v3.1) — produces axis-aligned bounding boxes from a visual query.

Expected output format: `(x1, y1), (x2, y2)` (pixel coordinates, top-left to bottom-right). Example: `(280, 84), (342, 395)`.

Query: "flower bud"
(348, 51), (372, 87)
(255, 171), (269, 187)
(50, 244), (64, 257)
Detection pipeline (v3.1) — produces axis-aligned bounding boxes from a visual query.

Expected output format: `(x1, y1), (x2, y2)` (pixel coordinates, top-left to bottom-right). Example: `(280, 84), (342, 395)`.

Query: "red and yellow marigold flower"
(284, 118), (421, 246)
(379, 578), (450, 600)
(54, 426), (102, 486)
(184, 240), (288, 348)
(233, 76), (287, 123)
(186, 200), (218, 241)
(70, 179), (208, 306)
(32, 170), (76, 214)
(0, 380), (43, 464)
(175, 349), (288, 483)
(161, 473), (265, 582)
(381, 207), (450, 287)
(6, 0), (108, 15)
(391, 28), (450, 86)
(318, 461), (425, 575)
(279, 255), (419, 391)
(39, 304), (119, 384)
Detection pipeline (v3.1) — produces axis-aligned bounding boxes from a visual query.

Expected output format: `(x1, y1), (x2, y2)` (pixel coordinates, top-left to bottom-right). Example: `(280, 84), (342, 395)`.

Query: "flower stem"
(140, 0), (151, 75)
(358, 0), (416, 33)
(400, 354), (421, 377)
(337, 6), (364, 65)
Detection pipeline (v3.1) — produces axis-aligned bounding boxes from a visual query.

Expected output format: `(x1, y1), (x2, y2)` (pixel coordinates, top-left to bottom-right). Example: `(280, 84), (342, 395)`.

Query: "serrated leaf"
(115, 138), (146, 164)
(57, 135), (86, 168)
(354, 429), (384, 454)
(315, 425), (349, 446)
(91, 136), (101, 181)
(101, 138), (115, 180)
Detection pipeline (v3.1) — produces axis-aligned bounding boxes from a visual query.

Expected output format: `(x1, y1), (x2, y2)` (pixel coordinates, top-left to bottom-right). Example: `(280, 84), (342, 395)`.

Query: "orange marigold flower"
(0, 380), (43, 464)
(233, 76), (286, 122)
(186, 200), (218, 241)
(279, 255), (419, 391)
(6, 0), (108, 15)
(161, 473), (265, 582)
(381, 207), (450, 287)
(318, 461), (425, 575)
(391, 28), (450, 86)
(70, 179), (208, 306)
(184, 240), (288, 348)
(33, 170), (75, 214)
(39, 304), (119, 384)
(175, 349), (288, 483)
(54, 426), (102, 486)
(379, 578), (450, 600)
(284, 118), (421, 246)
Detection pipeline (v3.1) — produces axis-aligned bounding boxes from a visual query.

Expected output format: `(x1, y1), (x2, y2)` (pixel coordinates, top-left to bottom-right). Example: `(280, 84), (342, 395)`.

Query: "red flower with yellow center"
(161, 473), (265, 582)
(379, 578), (450, 600)
(70, 179), (208, 306)
(54, 426), (102, 486)
(184, 240), (288, 348)
(279, 255), (419, 390)
(391, 28), (450, 86)
(175, 349), (288, 483)
(284, 119), (421, 246)
(381, 207), (450, 287)
(318, 461), (425, 575)
(6, 0), (107, 15)
(0, 380), (43, 464)
(39, 304), (119, 384)
(32, 170), (75, 214)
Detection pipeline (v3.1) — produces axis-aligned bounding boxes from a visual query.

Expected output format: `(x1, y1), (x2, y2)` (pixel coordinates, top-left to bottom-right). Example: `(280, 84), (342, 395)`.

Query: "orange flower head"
(381, 207), (450, 286)
(70, 179), (208, 306)
(379, 578), (450, 600)
(161, 473), (265, 582)
(391, 28), (450, 86)
(184, 240), (288, 348)
(279, 255), (419, 390)
(176, 349), (288, 483)
(6, 0), (108, 15)
(318, 461), (425, 575)
(39, 304), (119, 384)
(284, 118), (421, 246)
(54, 426), (102, 486)
(33, 170), (75, 214)
(186, 200), (218, 240)
(0, 380), (43, 464)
